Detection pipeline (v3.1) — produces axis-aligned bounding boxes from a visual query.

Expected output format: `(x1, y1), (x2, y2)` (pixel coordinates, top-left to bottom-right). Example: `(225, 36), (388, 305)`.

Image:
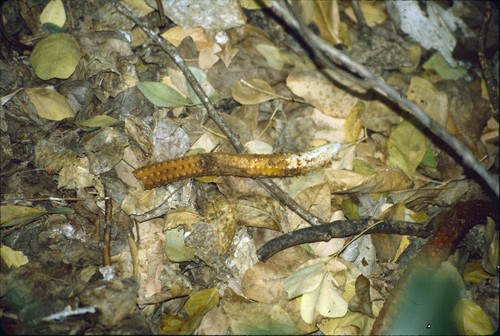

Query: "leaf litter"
(0, 0), (498, 334)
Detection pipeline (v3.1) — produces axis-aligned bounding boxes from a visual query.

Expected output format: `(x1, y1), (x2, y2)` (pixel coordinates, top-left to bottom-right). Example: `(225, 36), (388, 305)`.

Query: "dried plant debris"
(0, 0), (498, 335)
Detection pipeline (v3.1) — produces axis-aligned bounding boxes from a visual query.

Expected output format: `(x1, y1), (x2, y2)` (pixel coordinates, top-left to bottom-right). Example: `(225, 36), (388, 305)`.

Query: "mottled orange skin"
(133, 152), (327, 189)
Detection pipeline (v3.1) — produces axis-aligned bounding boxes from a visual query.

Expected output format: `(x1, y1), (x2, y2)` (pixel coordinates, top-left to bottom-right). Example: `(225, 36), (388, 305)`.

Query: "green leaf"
(30, 33), (81, 80)
(341, 199), (361, 220)
(420, 143), (438, 168)
(75, 115), (122, 131)
(423, 52), (467, 81)
(136, 81), (190, 107)
(388, 121), (427, 179)
(352, 159), (377, 176)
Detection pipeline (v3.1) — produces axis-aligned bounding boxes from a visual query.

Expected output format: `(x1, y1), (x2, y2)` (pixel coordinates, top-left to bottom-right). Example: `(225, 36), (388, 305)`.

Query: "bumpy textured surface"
(133, 143), (340, 189)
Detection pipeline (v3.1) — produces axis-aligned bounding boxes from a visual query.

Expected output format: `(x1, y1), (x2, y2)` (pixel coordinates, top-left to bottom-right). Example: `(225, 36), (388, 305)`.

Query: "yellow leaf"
(344, 101), (364, 142)
(122, 0), (154, 16)
(401, 45), (422, 73)
(453, 298), (494, 335)
(40, 0), (66, 27)
(393, 236), (410, 262)
(463, 259), (494, 284)
(345, 2), (387, 27)
(30, 33), (81, 80)
(158, 314), (194, 335)
(185, 288), (219, 317)
(407, 77), (448, 125)
(25, 87), (75, 121)
(387, 121), (427, 179)
(1, 245), (29, 268)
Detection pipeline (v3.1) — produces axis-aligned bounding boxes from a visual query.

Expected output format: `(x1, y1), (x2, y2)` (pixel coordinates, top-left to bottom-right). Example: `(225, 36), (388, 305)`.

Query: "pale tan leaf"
(256, 43), (284, 71)
(25, 87), (75, 121)
(164, 208), (202, 231)
(164, 228), (196, 262)
(40, 0), (66, 27)
(161, 26), (212, 49)
(287, 71), (358, 117)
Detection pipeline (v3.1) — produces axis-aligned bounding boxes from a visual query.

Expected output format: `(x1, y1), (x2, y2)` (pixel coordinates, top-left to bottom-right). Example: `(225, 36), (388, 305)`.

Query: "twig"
(102, 195), (112, 266)
(257, 218), (434, 261)
(270, 1), (499, 198)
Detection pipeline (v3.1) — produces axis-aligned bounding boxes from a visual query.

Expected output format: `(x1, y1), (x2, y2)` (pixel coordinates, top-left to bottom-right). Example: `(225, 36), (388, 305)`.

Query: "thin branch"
(270, 1), (499, 198)
(257, 218), (434, 261)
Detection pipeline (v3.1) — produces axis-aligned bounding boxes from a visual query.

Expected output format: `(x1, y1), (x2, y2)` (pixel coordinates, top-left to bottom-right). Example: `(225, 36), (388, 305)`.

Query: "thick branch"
(270, 1), (499, 198)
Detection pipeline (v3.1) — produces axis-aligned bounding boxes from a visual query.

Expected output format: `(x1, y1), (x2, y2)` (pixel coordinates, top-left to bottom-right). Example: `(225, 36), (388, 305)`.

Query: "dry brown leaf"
(295, 183), (332, 222)
(371, 203), (406, 262)
(231, 78), (279, 105)
(161, 26), (212, 49)
(205, 196), (237, 255)
(324, 168), (412, 193)
(241, 262), (290, 304)
(217, 43), (240, 68)
(235, 194), (283, 231)
(222, 301), (298, 335)
(348, 275), (374, 318)
(199, 43), (222, 69)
